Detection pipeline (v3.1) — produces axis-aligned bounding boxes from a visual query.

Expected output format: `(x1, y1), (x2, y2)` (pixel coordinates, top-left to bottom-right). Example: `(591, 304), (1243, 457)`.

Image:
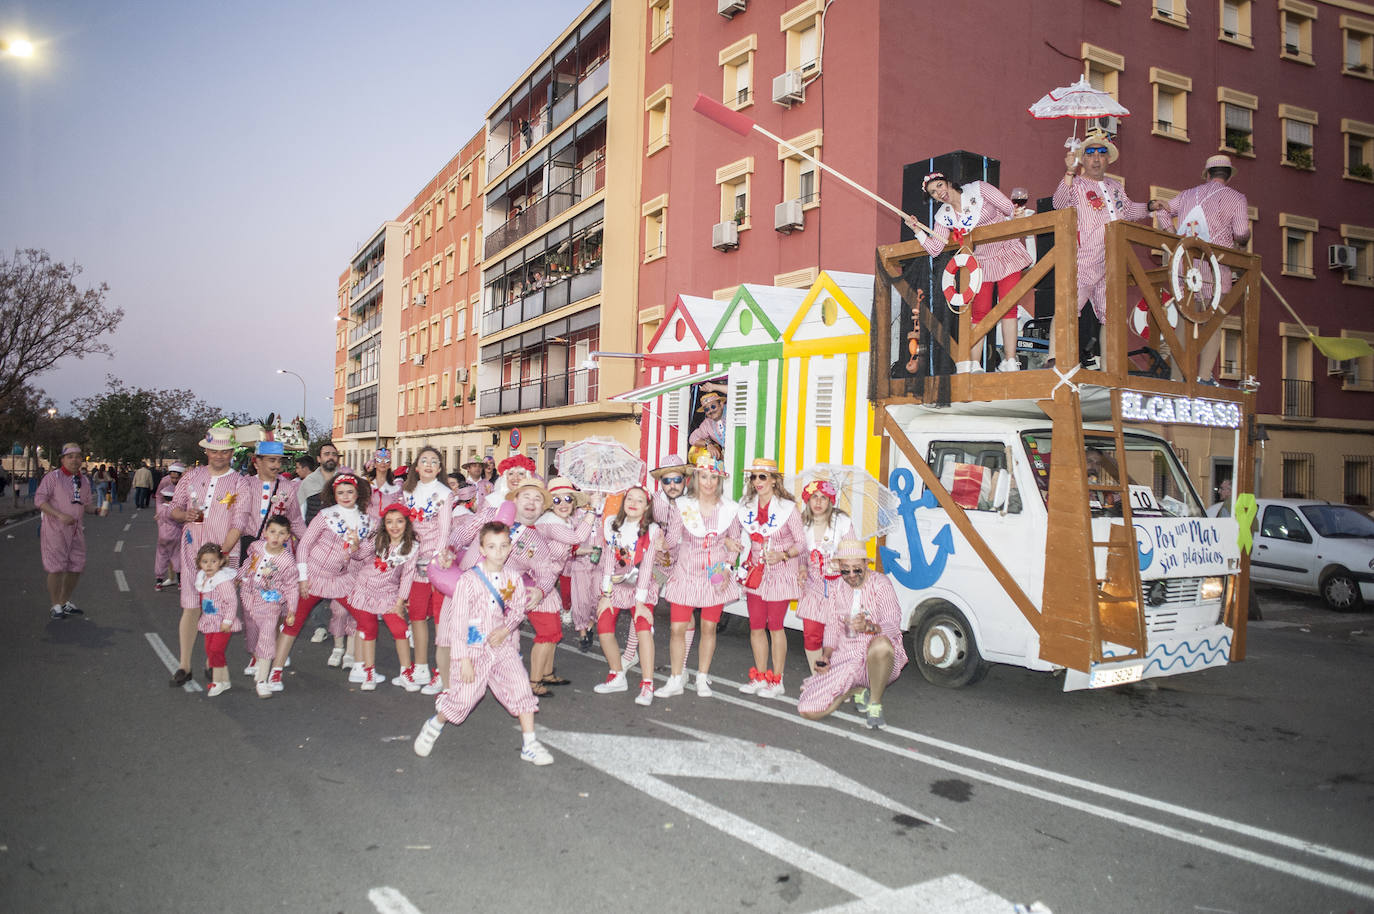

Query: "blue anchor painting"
(879, 467), (955, 590)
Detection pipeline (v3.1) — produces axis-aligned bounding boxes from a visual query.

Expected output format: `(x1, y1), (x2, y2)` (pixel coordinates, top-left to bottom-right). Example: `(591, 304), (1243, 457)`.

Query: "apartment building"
(336, 220), (405, 472)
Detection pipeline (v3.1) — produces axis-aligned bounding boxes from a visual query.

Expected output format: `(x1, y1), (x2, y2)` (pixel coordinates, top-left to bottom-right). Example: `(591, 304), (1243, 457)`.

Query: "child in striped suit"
(195, 544), (240, 697)
(413, 522), (553, 765)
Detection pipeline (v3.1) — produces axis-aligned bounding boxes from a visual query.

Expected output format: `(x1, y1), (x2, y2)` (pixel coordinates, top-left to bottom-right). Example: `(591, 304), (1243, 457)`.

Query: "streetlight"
(277, 369), (306, 419)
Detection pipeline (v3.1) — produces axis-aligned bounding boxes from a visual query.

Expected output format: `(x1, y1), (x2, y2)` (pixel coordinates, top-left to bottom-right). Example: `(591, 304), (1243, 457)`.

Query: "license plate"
(1089, 662), (1145, 688)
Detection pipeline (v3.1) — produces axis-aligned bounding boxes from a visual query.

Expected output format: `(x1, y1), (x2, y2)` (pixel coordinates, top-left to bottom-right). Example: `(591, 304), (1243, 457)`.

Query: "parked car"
(1246, 499), (1374, 611)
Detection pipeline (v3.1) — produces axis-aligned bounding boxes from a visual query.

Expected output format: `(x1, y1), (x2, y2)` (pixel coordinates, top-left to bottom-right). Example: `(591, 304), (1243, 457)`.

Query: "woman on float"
(528, 476), (594, 693)
(395, 446), (452, 693)
(905, 171), (1031, 373)
(797, 480), (853, 675)
(590, 486), (661, 705)
(270, 473), (373, 690)
(659, 454), (741, 698)
(736, 458), (804, 699)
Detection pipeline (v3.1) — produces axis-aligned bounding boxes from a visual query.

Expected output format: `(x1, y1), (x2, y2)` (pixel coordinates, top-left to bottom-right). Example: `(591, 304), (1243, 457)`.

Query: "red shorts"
(528, 610), (563, 644)
(558, 574), (572, 608)
(203, 631), (231, 668)
(746, 594), (790, 631)
(597, 604), (653, 635)
(407, 580), (444, 623)
(281, 592), (324, 637)
(802, 618), (826, 651)
(345, 601), (409, 641)
(669, 602), (724, 625)
(971, 269), (1024, 324)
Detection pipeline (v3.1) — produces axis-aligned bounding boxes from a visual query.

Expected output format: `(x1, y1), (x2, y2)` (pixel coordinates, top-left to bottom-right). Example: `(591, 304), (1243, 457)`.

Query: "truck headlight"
(1200, 576), (1226, 601)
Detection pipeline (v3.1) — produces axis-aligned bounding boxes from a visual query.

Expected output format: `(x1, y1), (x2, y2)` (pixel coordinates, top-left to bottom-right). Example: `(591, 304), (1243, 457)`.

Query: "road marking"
(114, 540), (124, 553)
(539, 723), (998, 908)
(368, 887), (424, 914)
(2, 514), (40, 530)
(144, 633), (202, 693)
(551, 640), (1374, 900)
(809, 874), (1025, 914)
(123, 523), (131, 532)
(114, 570), (129, 592)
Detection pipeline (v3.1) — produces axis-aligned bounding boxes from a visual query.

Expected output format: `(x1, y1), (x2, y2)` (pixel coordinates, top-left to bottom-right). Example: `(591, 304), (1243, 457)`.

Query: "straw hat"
(546, 476), (587, 507)
(696, 391), (726, 413)
(691, 453), (728, 477)
(650, 454), (693, 480)
(1203, 153), (1233, 178)
(744, 457), (781, 476)
(505, 477), (552, 511)
(462, 455), (486, 471)
(200, 427), (236, 451)
(832, 538), (871, 564)
(1075, 130), (1119, 164)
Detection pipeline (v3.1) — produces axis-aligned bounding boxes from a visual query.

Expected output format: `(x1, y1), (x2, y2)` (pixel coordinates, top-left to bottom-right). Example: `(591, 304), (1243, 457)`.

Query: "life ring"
(941, 250), (983, 312)
(1168, 238), (1223, 323)
(1131, 292), (1178, 340)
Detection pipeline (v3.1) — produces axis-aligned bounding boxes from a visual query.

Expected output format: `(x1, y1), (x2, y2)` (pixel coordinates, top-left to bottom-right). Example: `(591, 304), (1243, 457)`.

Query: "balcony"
(487, 56), (610, 174)
(482, 265), (602, 336)
(349, 262), (383, 302)
(345, 416), (378, 436)
(486, 151), (606, 260)
(478, 367), (600, 416)
(348, 313), (382, 347)
(1282, 378), (1314, 419)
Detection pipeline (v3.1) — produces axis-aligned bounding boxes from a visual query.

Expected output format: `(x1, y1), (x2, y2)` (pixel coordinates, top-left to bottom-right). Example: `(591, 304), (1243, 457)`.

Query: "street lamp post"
(277, 369), (306, 419)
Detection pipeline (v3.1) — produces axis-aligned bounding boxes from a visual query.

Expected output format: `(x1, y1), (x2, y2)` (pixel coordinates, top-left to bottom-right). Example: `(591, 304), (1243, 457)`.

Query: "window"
(783, 0), (824, 75)
(1339, 331), (1374, 391)
(1280, 104), (1317, 170)
(461, 171), (472, 207)
(719, 35), (756, 110)
(472, 225), (482, 266)
(1220, 0), (1252, 46)
(716, 158), (753, 228)
(399, 336), (407, 362)
(1345, 457), (1373, 504)
(1082, 43), (1124, 100)
(1280, 0), (1317, 64)
(650, 0), (672, 52)
(1343, 119), (1374, 181)
(434, 196), (444, 230)
(459, 234), (470, 273)
(441, 371), (450, 406)
(404, 228), (412, 253)
(1151, 68), (1191, 141)
(424, 207), (433, 239)
(1153, 0), (1188, 28)
(646, 84), (672, 156)
(448, 185), (457, 217)
(927, 441), (1022, 513)
(444, 246), (455, 283)
(779, 129), (822, 207)
(397, 389), (406, 418)
(1218, 87), (1257, 156)
(1344, 15), (1374, 77)
(1342, 225), (1374, 286)
(429, 377), (438, 412)
(430, 318), (440, 351)
(1280, 214), (1317, 278)
(1279, 455), (1313, 498)
(1218, 315), (1244, 380)
(1281, 322), (1316, 418)
(432, 257), (442, 291)
(455, 306), (467, 339)
(1245, 204), (1259, 253)
(643, 193), (668, 263)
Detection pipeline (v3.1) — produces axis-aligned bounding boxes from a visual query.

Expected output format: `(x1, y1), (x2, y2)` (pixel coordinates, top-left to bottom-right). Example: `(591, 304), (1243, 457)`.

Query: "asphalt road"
(2, 508), (1372, 914)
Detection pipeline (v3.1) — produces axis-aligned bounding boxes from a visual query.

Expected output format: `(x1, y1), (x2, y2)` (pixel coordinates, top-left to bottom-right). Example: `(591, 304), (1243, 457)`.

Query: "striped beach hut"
(778, 271), (883, 483)
(706, 284), (807, 499)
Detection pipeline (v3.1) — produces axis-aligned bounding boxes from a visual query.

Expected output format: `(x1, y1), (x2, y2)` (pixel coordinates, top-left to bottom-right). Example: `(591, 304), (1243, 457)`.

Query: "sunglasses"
(749, 473), (775, 481)
(1083, 145), (1109, 155)
(837, 567), (866, 577)
(550, 495), (577, 505)
(660, 475), (685, 485)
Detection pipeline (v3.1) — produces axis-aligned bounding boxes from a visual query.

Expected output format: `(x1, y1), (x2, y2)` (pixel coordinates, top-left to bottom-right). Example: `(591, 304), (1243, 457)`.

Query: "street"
(2, 508), (1372, 914)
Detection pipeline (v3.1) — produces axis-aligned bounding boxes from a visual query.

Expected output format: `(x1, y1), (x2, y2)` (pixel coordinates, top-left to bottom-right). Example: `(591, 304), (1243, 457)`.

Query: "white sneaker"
(420, 672), (445, 696)
(360, 668), (380, 691)
(310, 627), (329, 643)
(392, 665), (423, 693)
(634, 681), (654, 706)
(348, 663), (366, 684)
(268, 668), (284, 692)
(593, 671), (628, 693)
(954, 360), (986, 374)
(738, 676), (764, 695)
(695, 674), (714, 698)
(207, 681), (231, 698)
(414, 716), (444, 757)
(521, 740), (554, 766)
(998, 358), (1021, 372)
(326, 647), (344, 667)
(758, 678), (785, 699)
(621, 646), (638, 673)
(656, 674), (684, 698)
(340, 653), (354, 669)
(242, 660), (258, 676)
(255, 681), (272, 699)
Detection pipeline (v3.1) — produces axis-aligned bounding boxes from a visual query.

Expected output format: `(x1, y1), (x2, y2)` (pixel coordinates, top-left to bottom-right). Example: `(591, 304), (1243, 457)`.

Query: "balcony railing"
(485, 153), (606, 259)
(1282, 378), (1314, 419)
(349, 263), (383, 302)
(478, 368), (600, 417)
(482, 265), (602, 335)
(486, 58), (610, 175)
(345, 416), (378, 435)
(349, 314), (382, 346)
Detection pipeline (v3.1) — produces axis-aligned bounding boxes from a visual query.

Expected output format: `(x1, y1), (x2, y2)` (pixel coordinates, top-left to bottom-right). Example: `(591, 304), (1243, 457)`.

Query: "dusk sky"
(1, 0), (582, 426)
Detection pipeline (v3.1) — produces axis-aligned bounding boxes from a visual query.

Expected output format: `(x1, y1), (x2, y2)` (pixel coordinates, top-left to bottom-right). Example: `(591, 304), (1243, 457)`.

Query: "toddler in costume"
(237, 516), (298, 698)
(195, 544), (241, 697)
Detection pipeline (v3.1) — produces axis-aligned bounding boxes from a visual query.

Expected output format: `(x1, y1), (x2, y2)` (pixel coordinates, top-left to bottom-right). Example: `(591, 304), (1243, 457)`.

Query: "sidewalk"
(0, 497), (39, 528)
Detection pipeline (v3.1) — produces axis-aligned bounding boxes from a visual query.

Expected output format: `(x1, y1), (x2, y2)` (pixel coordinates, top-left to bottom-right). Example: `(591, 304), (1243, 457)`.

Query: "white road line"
(2, 514), (40, 530)
(144, 633), (202, 693)
(552, 640), (1374, 899)
(114, 570), (129, 592)
(368, 886), (424, 914)
(114, 540), (124, 553)
(123, 523), (131, 532)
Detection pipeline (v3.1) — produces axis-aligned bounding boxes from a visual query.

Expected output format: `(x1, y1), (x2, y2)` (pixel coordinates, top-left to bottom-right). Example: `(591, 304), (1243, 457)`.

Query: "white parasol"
(555, 436), (646, 494)
(1028, 75), (1131, 152)
(795, 463), (902, 540)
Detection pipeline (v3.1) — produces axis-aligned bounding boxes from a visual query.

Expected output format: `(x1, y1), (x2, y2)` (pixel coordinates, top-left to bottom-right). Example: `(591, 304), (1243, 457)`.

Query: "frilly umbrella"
(1028, 75), (1131, 153)
(795, 463), (902, 540)
(555, 436), (646, 494)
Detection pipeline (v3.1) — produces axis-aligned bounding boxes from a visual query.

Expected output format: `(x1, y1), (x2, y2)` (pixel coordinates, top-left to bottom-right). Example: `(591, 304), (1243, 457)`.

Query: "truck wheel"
(1320, 570), (1364, 612)
(914, 607), (988, 688)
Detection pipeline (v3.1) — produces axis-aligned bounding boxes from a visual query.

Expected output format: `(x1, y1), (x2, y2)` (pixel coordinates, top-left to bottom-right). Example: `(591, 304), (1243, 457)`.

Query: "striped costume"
(171, 468), (243, 608)
(237, 541), (299, 659)
(796, 573), (908, 715)
(434, 567), (538, 724)
(34, 468), (91, 574)
(1052, 175), (1150, 320)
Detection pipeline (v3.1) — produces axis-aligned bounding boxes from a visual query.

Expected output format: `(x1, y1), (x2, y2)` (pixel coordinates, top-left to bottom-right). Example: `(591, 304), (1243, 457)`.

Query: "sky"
(0, 0), (584, 426)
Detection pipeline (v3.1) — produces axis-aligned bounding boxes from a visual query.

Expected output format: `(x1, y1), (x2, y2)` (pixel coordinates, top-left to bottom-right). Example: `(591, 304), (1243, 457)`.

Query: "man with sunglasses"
(1052, 130), (1154, 368)
(797, 538), (907, 730)
(642, 454), (695, 666)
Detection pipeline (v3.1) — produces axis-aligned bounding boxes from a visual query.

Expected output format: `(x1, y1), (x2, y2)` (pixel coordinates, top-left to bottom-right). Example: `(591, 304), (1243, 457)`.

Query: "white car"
(1246, 498), (1374, 611)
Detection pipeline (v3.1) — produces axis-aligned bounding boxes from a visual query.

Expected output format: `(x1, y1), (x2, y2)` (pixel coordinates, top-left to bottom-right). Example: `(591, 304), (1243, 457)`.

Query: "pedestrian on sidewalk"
(34, 444), (99, 619)
(133, 462), (154, 509)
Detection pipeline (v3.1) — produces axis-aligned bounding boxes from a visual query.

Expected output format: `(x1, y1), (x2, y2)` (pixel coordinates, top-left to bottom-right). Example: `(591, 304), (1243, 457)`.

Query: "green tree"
(76, 377), (226, 465)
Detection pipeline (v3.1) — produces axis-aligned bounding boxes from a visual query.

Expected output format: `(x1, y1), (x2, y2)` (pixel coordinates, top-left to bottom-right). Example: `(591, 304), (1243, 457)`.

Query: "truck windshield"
(1020, 430), (1204, 518)
(1299, 504), (1374, 538)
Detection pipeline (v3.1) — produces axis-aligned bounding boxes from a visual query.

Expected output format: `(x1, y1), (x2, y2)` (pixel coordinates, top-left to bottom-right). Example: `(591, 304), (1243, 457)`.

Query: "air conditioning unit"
(712, 221), (740, 252)
(457, 368), (469, 383)
(414, 293), (427, 307)
(412, 353), (425, 367)
(774, 199), (804, 233)
(1092, 115), (1120, 136)
(718, 0), (746, 17)
(772, 69), (805, 107)
(1329, 244), (1357, 270)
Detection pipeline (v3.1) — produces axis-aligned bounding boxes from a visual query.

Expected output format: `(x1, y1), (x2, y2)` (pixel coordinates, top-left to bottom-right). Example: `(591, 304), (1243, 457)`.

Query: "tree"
(0, 249), (124, 411)
(76, 376), (226, 465)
